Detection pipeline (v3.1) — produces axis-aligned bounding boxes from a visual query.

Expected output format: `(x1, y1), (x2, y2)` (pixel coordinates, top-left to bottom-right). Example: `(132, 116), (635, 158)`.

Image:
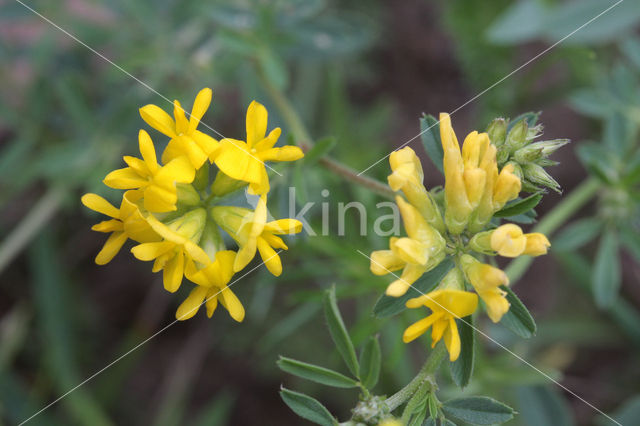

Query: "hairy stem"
(505, 177), (601, 283)
(384, 343), (447, 412)
(257, 64), (395, 199)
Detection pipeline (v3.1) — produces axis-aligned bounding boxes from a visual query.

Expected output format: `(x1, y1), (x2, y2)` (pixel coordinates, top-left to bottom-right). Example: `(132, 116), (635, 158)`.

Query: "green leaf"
(593, 230), (621, 309)
(486, 1), (546, 45)
(323, 286), (359, 376)
(373, 258), (455, 318)
(450, 315), (475, 388)
(304, 137), (337, 165)
(499, 285), (536, 338)
(277, 357), (358, 388)
(507, 111), (541, 131)
(442, 396), (514, 425)
(358, 335), (381, 389)
(553, 218), (603, 251)
(516, 386), (574, 426)
(280, 388), (336, 426)
(419, 114), (444, 174)
(494, 192), (542, 218)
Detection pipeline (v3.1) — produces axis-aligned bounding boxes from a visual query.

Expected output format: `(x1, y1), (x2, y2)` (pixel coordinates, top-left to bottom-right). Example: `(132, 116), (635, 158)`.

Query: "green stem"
(256, 63), (395, 199)
(505, 177), (601, 283)
(384, 342), (447, 412)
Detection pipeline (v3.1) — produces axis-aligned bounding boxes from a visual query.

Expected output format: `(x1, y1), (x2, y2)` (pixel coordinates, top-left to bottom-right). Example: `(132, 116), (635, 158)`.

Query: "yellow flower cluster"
(83, 88), (304, 322)
(371, 113), (550, 361)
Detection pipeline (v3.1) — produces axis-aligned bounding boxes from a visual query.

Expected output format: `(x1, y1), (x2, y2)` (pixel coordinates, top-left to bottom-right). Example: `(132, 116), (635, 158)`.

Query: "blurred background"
(1, 0), (640, 425)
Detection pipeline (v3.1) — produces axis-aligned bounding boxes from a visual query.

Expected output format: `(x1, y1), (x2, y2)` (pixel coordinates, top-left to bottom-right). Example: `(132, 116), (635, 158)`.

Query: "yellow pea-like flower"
(140, 88), (219, 169)
(103, 130), (195, 213)
(81, 190), (160, 265)
(388, 147), (444, 233)
(176, 250), (245, 322)
(493, 163), (521, 210)
(460, 254), (510, 323)
(371, 196), (446, 297)
(523, 233), (551, 256)
(403, 289), (478, 361)
(131, 210), (210, 293)
(212, 195), (302, 276)
(213, 101), (304, 195)
(490, 224), (527, 257)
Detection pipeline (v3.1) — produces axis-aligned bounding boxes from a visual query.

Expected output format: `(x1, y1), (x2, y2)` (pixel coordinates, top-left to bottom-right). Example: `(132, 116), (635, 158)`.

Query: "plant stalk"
(257, 63), (395, 199)
(505, 177), (601, 283)
(384, 342), (447, 412)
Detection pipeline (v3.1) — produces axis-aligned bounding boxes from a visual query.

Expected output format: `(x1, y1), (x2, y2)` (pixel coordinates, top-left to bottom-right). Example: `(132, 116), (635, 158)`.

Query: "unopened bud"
(166, 208), (207, 243)
(211, 170), (248, 197)
(487, 118), (507, 147)
(522, 162), (561, 193)
(505, 119), (528, 152)
(176, 184), (201, 206)
(514, 139), (569, 163)
(468, 230), (494, 254)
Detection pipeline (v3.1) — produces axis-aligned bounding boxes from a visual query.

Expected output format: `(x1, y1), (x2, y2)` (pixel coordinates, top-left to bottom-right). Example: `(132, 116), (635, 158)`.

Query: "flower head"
(81, 190), (160, 264)
(212, 101), (304, 195)
(131, 210), (210, 292)
(103, 130), (195, 212)
(403, 289), (478, 361)
(140, 88), (218, 169)
(176, 251), (245, 322)
(212, 195), (302, 276)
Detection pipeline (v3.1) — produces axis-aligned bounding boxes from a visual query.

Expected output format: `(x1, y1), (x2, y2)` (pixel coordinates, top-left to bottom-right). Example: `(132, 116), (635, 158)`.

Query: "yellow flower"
(378, 419), (404, 426)
(460, 254), (510, 323)
(524, 233), (550, 256)
(370, 196), (445, 297)
(139, 88), (218, 169)
(81, 190), (160, 264)
(212, 101), (304, 195)
(131, 210), (210, 292)
(212, 195), (302, 276)
(493, 163), (521, 210)
(403, 289), (478, 361)
(388, 147), (444, 233)
(103, 130), (195, 212)
(175, 251), (245, 322)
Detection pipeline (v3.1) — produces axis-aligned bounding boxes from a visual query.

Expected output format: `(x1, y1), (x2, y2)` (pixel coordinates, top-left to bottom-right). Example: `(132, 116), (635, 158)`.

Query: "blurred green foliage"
(1, 0), (640, 425)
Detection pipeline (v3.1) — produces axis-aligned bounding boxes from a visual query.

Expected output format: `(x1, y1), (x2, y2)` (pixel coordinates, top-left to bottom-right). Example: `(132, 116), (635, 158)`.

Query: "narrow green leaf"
(358, 335), (381, 389)
(450, 315), (475, 388)
(323, 286), (359, 376)
(304, 137), (337, 165)
(493, 192), (542, 218)
(593, 230), (621, 309)
(419, 114), (444, 174)
(373, 258), (455, 318)
(553, 218), (603, 251)
(277, 357), (358, 388)
(280, 388), (336, 426)
(500, 285), (536, 338)
(442, 396), (514, 425)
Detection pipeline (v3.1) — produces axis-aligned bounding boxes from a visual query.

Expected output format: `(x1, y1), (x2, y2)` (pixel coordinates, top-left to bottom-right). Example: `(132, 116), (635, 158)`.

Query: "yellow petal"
(123, 156), (149, 176)
(175, 286), (208, 320)
(523, 233), (551, 256)
(480, 288), (510, 323)
(131, 241), (174, 261)
(205, 290), (219, 317)
(92, 219), (123, 233)
(192, 130), (219, 157)
(216, 287), (244, 322)
(95, 232), (128, 265)
(491, 224), (526, 257)
(143, 185), (177, 213)
(233, 239), (256, 272)
(189, 88), (212, 133)
(257, 237), (282, 276)
(81, 193), (120, 218)
(392, 237), (428, 265)
(156, 155), (196, 184)
(163, 251), (184, 292)
(246, 100), (268, 147)
(140, 104), (177, 138)
(184, 241), (211, 266)
(259, 144), (304, 162)
(370, 249), (405, 275)
(214, 139), (251, 181)
(247, 165), (270, 195)
(173, 100), (190, 134)
(254, 127), (282, 151)
(138, 129), (159, 174)
(103, 167), (147, 189)
(264, 219), (303, 235)
(402, 314), (440, 343)
(444, 318), (462, 361)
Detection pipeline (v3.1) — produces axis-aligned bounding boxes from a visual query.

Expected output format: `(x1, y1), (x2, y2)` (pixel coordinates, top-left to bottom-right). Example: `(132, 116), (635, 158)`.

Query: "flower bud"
(468, 230), (493, 254)
(211, 170), (248, 197)
(176, 184), (201, 206)
(211, 205), (251, 236)
(166, 208), (207, 243)
(487, 118), (507, 147)
(522, 162), (561, 193)
(514, 139), (569, 163)
(505, 119), (528, 153)
(493, 164), (521, 210)
(490, 224), (526, 257)
(523, 233), (550, 256)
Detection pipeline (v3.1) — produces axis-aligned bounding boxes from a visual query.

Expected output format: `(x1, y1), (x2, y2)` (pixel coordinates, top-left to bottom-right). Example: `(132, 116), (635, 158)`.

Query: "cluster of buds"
(487, 114), (569, 193)
(370, 113), (551, 361)
(82, 88), (304, 322)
